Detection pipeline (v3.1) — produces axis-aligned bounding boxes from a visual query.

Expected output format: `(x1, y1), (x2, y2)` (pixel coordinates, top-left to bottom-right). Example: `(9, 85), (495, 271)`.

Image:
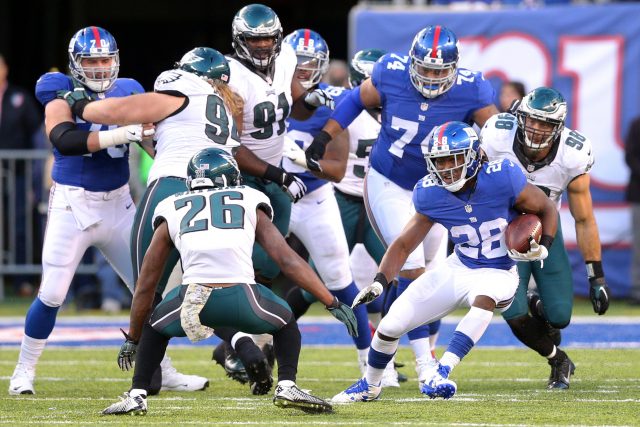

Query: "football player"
(9, 26), (155, 396)
(332, 121), (558, 402)
(101, 147), (357, 415)
(305, 25), (500, 386)
(480, 86), (610, 389)
(278, 28), (372, 375)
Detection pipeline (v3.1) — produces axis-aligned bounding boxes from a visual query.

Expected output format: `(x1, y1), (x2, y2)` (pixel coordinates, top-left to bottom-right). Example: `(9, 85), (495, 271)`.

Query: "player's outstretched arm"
(378, 212), (434, 282)
(309, 128), (350, 181)
(127, 221), (173, 342)
(567, 173), (610, 314)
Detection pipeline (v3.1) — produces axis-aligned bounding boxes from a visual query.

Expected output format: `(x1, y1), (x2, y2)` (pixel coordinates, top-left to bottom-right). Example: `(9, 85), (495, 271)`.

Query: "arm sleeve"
(329, 86), (365, 130)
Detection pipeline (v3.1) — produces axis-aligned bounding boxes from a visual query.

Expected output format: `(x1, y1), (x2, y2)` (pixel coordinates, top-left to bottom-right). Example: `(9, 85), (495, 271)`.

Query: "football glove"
(507, 238), (549, 264)
(56, 87), (93, 119)
(281, 172), (307, 203)
(352, 273), (388, 308)
(589, 277), (610, 315)
(304, 88), (335, 110)
(326, 296), (358, 337)
(282, 137), (308, 170)
(305, 131), (332, 172)
(117, 329), (138, 371)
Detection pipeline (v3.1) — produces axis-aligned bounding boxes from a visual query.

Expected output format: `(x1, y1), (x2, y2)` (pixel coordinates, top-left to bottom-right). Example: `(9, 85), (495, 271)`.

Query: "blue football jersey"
(413, 159), (527, 270)
(370, 53), (495, 190)
(285, 83), (350, 194)
(35, 72), (144, 192)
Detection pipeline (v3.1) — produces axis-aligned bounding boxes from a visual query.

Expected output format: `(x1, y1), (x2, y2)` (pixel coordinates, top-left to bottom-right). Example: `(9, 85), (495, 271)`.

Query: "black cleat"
(547, 350), (576, 390)
(261, 342), (276, 370)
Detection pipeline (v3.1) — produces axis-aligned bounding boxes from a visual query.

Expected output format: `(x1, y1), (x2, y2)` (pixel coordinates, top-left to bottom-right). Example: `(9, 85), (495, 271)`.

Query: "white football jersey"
(480, 113), (594, 210)
(153, 185), (273, 285)
(226, 44), (297, 166)
(147, 69), (240, 184)
(334, 110), (381, 197)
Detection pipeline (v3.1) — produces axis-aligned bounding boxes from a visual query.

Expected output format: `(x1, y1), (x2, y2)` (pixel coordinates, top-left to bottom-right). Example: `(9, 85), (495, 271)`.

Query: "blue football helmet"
(232, 4), (283, 70)
(425, 121), (481, 192)
(186, 147), (241, 190)
(409, 26), (459, 99)
(283, 29), (330, 89)
(516, 87), (567, 152)
(349, 48), (387, 89)
(68, 26), (119, 92)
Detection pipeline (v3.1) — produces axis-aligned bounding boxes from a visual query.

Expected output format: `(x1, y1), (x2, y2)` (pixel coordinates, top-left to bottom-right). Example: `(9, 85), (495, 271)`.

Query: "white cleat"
(416, 357), (439, 391)
(102, 391), (147, 415)
(420, 364), (457, 400)
(8, 364), (35, 396)
(160, 357), (209, 392)
(273, 381), (333, 413)
(331, 378), (382, 403)
(381, 362), (400, 388)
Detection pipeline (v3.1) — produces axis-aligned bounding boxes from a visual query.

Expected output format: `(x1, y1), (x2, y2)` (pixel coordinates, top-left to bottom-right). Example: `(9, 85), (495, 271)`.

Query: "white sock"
(17, 335), (47, 369)
(546, 346), (557, 359)
(278, 380), (295, 387)
(410, 337), (431, 360)
(439, 352), (461, 370)
(357, 348), (369, 365)
(231, 332), (252, 349)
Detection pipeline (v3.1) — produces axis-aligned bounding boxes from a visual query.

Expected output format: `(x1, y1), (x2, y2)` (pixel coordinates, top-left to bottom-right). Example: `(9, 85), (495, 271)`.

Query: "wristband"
(374, 272), (389, 288)
(263, 164), (285, 185)
(585, 260), (604, 280)
(98, 127), (131, 149)
(313, 130), (332, 147)
(539, 234), (554, 250)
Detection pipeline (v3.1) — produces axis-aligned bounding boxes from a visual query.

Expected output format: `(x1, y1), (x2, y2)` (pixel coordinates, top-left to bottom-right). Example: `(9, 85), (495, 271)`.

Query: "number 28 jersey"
(413, 159), (527, 270)
(480, 113), (594, 210)
(153, 186), (273, 285)
(370, 53), (495, 190)
(148, 69), (240, 185)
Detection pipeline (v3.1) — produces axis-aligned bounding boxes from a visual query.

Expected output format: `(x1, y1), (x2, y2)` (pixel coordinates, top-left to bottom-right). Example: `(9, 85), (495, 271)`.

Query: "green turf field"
(1, 346), (638, 426)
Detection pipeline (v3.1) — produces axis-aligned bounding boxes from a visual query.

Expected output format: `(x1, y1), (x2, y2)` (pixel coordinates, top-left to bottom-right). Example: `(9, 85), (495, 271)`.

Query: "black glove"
(326, 296), (358, 337)
(56, 86), (93, 119)
(117, 329), (138, 371)
(589, 277), (610, 315)
(264, 165), (307, 202)
(305, 131), (332, 172)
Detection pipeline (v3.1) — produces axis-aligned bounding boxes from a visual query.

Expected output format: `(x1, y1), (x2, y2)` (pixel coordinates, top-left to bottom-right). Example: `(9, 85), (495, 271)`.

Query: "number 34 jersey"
(413, 159), (527, 270)
(153, 186), (273, 285)
(148, 69), (240, 185)
(480, 113), (594, 210)
(226, 44), (298, 166)
(370, 53), (495, 190)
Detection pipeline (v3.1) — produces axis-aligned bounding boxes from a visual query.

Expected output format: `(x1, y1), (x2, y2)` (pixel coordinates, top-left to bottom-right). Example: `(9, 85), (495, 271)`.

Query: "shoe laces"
(437, 364), (451, 379)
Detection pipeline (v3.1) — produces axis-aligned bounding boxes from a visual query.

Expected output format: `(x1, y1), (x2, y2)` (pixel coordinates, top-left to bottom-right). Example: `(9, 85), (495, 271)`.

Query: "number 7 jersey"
(153, 185), (272, 285)
(480, 113), (595, 210)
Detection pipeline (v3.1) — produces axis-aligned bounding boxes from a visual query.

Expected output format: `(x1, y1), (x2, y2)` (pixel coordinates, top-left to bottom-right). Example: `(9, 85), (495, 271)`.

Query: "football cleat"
(8, 364), (35, 395)
(261, 342), (276, 370)
(416, 357), (439, 391)
(547, 350), (576, 390)
(331, 378), (382, 403)
(420, 364), (457, 399)
(381, 362), (400, 388)
(223, 354), (250, 384)
(102, 392), (147, 415)
(160, 359), (209, 392)
(273, 381), (333, 413)
(246, 358), (273, 396)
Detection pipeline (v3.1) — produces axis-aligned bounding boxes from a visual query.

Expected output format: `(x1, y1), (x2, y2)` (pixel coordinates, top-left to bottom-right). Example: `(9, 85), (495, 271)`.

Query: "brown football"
(505, 214), (542, 253)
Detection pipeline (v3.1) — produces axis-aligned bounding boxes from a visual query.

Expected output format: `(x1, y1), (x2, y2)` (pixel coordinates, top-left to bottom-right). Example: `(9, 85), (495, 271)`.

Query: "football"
(505, 214), (542, 253)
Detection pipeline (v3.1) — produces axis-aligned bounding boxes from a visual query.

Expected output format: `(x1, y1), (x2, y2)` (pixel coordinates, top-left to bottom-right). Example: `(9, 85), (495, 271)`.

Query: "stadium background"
(0, 0), (637, 299)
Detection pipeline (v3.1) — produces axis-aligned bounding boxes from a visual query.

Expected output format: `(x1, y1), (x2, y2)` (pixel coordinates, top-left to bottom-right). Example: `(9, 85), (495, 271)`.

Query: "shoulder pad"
(35, 72), (73, 106)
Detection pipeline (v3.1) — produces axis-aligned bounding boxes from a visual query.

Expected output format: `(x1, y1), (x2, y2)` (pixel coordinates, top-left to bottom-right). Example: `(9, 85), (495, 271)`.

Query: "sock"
(230, 332), (252, 349)
(129, 388), (147, 398)
(409, 337), (432, 360)
(132, 323), (170, 393)
(24, 297), (59, 339)
(506, 314), (556, 357)
(17, 335), (47, 369)
(546, 346), (557, 359)
(273, 319), (301, 383)
(331, 283), (372, 349)
(366, 333), (398, 385)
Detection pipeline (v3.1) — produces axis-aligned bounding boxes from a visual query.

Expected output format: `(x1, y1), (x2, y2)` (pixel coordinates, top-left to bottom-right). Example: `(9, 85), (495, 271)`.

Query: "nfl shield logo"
(420, 103), (429, 111)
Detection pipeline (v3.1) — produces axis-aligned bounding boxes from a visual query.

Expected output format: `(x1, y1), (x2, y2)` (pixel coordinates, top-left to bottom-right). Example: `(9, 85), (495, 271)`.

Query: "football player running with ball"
(332, 121), (557, 403)
(480, 87), (610, 389)
(101, 148), (357, 415)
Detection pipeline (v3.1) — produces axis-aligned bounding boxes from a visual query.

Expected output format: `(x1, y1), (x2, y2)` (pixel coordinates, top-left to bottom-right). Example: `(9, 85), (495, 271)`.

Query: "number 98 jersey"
(153, 185), (272, 285)
(480, 113), (594, 210)
(370, 53), (495, 190)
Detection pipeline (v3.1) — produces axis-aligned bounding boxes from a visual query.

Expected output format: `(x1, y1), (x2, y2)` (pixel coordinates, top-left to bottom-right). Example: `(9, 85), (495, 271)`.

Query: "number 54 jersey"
(480, 113), (594, 210)
(370, 53), (495, 190)
(153, 185), (272, 285)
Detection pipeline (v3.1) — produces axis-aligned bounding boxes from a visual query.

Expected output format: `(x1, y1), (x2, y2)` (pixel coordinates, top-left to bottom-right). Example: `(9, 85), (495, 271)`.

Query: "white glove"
(282, 137), (309, 170)
(98, 124), (155, 149)
(352, 281), (384, 309)
(304, 88), (335, 110)
(507, 239), (549, 265)
(281, 172), (307, 203)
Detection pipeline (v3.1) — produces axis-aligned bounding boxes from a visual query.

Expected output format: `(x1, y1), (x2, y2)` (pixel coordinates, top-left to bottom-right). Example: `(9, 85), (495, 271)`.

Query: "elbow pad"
(48, 122), (92, 155)
(331, 86), (365, 129)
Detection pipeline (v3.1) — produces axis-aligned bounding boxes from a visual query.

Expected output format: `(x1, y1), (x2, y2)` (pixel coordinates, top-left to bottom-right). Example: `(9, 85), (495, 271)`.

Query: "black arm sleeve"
(48, 121), (92, 155)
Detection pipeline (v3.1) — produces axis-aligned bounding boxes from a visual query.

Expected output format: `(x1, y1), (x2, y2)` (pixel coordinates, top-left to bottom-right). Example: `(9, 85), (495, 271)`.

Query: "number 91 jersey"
(153, 185), (273, 285)
(148, 69), (240, 185)
(480, 113), (594, 210)
(413, 159), (527, 270)
(370, 53), (495, 190)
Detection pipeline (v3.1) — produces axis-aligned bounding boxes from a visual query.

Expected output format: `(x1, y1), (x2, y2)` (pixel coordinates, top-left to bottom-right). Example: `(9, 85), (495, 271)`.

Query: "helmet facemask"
(516, 87), (567, 154)
(409, 56), (457, 99)
(231, 5), (283, 71)
(295, 52), (329, 89)
(68, 27), (120, 93)
(427, 149), (478, 192)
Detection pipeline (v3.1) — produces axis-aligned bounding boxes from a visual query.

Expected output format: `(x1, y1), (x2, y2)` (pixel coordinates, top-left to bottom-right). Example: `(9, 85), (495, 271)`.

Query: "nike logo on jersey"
(316, 199), (326, 205)
(126, 203), (133, 209)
